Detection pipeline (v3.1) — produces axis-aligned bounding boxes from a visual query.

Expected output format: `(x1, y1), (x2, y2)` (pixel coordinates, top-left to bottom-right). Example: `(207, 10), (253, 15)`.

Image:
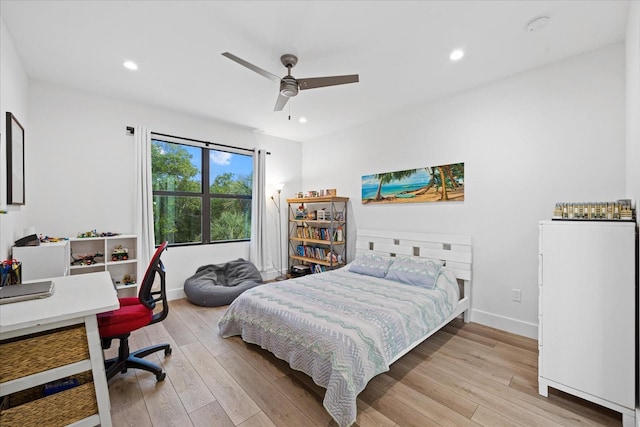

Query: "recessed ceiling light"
(449, 49), (464, 61)
(299, 117), (307, 124)
(123, 60), (138, 70)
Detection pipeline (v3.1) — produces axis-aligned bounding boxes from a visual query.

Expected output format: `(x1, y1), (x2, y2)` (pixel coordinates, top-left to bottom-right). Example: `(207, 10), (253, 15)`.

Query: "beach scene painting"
(362, 162), (464, 204)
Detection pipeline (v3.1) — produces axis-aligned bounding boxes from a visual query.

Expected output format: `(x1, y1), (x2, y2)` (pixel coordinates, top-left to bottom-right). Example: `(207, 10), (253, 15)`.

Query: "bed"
(218, 229), (472, 427)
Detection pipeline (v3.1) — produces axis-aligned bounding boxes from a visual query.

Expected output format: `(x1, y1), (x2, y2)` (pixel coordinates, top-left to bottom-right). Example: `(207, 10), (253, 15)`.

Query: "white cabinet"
(12, 240), (70, 281)
(69, 235), (138, 297)
(538, 220), (636, 427)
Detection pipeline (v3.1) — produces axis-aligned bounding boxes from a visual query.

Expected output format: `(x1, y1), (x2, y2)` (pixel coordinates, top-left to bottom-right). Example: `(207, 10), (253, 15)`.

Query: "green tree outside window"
(151, 139), (252, 245)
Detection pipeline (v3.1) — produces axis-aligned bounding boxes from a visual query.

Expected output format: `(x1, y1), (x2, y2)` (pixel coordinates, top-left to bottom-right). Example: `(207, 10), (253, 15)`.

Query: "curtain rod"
(126, 127), (270, 155)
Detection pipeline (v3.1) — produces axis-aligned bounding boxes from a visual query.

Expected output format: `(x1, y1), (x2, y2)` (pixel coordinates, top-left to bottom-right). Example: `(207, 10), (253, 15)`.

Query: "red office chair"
(98, 241), (172, 381)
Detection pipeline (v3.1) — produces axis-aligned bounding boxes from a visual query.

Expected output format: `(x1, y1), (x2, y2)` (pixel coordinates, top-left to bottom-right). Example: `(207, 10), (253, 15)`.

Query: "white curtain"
(134, 126), (155, 277)
(249, 149), (267, 271)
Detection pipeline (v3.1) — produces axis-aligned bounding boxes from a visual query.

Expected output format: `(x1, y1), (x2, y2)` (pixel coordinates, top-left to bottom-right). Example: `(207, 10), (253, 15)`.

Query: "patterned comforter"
(218, 265), (459, 427)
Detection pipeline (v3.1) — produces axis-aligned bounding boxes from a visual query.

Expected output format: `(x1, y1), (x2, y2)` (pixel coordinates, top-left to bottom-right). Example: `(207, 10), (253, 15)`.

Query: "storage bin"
(0, 324), (89, 383)
(0, 372), (97, 427)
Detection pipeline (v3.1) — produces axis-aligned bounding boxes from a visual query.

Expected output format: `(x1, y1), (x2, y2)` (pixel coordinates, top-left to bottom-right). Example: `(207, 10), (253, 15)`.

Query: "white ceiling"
(0, 1), (630, 142)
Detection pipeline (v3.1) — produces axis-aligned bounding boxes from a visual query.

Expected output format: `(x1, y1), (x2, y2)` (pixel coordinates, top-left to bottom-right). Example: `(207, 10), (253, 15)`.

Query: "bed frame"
(355, 228), (472, 363)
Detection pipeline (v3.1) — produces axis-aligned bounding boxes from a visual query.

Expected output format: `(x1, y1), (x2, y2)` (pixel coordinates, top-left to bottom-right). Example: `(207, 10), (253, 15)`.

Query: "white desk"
(0, 272), (118, 426)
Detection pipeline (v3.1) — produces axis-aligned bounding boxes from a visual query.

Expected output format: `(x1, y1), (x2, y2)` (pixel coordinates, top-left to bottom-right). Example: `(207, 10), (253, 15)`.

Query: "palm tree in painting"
(373, 169), (417, 200)
(436, 163), (464, 200)
(437, 166), (449, 200)
(444, 163), (463, 186)
(417, 163), (464, 200)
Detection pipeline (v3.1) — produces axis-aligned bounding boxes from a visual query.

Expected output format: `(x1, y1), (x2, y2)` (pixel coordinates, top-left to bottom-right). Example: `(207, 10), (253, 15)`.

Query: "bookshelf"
(286, 196), (348, 275)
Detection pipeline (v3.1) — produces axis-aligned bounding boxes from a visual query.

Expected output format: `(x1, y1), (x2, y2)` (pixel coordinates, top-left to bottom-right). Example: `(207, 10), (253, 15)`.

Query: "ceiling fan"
(222, 52), (359, 111)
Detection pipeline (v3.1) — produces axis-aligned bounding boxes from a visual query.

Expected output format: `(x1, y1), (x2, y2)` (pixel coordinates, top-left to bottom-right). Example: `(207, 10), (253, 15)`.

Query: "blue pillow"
(349, 253), (394, 278)
(385, 257), (444, 289)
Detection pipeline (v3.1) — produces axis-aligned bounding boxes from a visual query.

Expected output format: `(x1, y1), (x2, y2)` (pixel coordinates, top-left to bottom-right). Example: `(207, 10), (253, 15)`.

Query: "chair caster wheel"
(165, 347), (172, 356)
(157, 372), (166, 381)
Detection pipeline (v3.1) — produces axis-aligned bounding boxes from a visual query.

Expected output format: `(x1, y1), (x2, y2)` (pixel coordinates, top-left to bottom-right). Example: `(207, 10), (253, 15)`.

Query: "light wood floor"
(106, 298), (622, 426)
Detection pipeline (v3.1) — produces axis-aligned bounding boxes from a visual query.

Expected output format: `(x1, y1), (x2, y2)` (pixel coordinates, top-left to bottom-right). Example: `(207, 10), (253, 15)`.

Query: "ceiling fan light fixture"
(280, 79), (299, 97)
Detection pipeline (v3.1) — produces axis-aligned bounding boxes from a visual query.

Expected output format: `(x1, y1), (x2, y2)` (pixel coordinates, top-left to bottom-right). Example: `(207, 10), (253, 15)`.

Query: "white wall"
(302, 44), (626, 338)
(26, 81), (301, 298)
(624, 1), (640, 419)
(0, 15), (30, 259)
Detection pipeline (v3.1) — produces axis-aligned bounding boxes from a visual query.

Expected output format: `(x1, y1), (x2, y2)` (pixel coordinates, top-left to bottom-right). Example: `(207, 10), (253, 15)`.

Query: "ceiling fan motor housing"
(280, 76), (299, 97)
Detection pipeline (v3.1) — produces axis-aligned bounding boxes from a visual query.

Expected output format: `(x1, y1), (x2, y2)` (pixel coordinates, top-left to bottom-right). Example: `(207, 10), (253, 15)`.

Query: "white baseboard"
(471, 309), (538, 339)
(167, 288), (186, 301)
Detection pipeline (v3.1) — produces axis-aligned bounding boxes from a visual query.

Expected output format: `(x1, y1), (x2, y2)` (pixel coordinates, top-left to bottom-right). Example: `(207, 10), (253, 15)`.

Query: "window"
(151, 135), (253, 246)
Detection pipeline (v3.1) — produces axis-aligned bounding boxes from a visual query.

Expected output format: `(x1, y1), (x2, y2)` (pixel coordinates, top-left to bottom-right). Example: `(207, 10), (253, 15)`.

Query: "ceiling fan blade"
(222, 52), (281, 83)
(274, 93), (290, 111)
(298, 74), (359, 90)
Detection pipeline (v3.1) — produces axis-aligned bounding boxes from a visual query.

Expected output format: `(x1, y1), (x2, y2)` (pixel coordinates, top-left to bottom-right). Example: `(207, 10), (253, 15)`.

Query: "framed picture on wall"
(362, 162), (464, 205)
(6, 112), (25, 205)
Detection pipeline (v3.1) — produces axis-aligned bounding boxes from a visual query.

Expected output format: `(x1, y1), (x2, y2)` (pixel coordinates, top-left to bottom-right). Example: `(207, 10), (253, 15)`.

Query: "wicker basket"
(0, 324), (89, 383)
(0, 374), (97, 427)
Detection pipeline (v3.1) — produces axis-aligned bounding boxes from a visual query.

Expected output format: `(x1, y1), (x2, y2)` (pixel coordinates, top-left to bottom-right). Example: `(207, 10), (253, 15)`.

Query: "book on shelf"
(296, 225), (338, 241)
(326, 252), (338, 263)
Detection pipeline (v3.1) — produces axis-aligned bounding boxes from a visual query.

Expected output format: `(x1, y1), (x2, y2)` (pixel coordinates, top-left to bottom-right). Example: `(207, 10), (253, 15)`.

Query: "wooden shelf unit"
(286, 196), (348, 274)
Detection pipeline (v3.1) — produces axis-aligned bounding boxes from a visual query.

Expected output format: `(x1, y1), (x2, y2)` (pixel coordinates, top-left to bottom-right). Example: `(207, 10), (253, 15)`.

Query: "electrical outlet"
(512, 289), (522, 302)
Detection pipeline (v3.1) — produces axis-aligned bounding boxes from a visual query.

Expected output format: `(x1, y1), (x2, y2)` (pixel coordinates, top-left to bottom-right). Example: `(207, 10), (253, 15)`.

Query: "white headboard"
(355, 228), (472, 284)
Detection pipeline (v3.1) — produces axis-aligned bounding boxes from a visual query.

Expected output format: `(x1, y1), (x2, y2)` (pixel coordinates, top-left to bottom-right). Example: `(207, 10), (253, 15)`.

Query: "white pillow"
(349, 253), (394, 278)
(385, 256), (444, 289)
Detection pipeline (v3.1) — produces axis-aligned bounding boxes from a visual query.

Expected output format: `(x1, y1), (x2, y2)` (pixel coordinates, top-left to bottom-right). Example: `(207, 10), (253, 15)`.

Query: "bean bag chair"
(184, 258), (264, 307)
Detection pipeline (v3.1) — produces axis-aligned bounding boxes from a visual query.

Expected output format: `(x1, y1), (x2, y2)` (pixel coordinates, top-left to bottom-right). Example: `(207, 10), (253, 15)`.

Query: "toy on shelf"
(77, 230), (99, 238)
(111, 245), (129, 261)
(122, 274), (136, 285)
(553, 200), (635, 221)
(295, 204), (307, 219)
(39, 235), (68, 243)
(71, 252), (104, 266)
(77, 230), (121, 238)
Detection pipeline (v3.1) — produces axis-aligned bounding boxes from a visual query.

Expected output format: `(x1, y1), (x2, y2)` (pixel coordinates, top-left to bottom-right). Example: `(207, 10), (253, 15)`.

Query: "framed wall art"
(6, 112), (25, 205)
(362, 162), (464, 205)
